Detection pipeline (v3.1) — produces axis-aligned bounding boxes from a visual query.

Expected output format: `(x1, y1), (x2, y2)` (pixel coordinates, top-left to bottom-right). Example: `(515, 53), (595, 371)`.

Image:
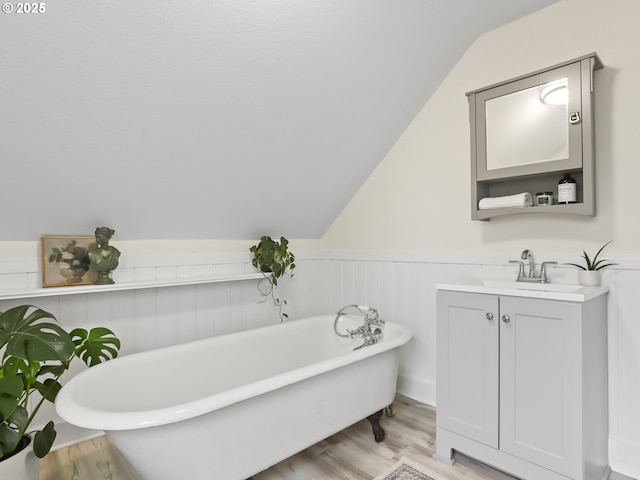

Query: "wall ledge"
(0, 272), (264, 301)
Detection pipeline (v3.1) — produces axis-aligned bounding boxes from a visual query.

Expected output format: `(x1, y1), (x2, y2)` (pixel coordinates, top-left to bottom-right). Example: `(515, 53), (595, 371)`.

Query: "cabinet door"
(474, 61), (583, 182)
(499, 297), (582, 478)
(437, 291), (499, 448)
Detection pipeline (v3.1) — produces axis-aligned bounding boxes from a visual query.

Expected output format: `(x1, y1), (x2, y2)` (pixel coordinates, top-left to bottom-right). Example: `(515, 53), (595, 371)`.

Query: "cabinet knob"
(502, 314), (510, 323)
(486, 312), (494, 320)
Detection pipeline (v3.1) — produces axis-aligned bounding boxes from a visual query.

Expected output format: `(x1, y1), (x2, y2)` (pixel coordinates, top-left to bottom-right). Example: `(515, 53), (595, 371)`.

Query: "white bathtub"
(56, 314), (413, 480)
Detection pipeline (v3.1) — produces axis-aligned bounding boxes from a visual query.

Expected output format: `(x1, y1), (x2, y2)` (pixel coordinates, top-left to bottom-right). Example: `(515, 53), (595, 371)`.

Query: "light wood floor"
(40, 394), (631, 480)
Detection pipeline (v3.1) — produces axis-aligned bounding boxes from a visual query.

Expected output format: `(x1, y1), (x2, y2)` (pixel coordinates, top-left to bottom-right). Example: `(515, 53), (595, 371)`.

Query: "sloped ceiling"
(0, 0), (559, 241)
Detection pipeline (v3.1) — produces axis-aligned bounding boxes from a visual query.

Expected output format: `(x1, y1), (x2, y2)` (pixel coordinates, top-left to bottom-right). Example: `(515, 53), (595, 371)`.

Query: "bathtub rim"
(55, 315), (413, 431)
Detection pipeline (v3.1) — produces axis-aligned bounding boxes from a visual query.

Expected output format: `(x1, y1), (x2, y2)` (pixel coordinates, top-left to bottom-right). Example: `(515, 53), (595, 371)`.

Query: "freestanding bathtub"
(56, 314), (413, 480)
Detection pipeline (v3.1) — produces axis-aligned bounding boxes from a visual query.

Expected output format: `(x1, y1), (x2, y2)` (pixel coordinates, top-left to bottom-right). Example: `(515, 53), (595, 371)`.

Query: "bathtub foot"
(367, 409), (385, 442)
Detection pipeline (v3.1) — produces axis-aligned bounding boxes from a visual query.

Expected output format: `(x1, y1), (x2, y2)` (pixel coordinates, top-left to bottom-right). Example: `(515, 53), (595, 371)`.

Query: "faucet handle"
(509, 260), (525, 279)
(369, 317), (385, 328)
(540, 261), (557, 282)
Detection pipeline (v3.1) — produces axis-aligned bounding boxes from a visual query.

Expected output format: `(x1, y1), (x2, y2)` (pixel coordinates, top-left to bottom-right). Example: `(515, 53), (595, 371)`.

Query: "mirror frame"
(468, 54), (602, 182)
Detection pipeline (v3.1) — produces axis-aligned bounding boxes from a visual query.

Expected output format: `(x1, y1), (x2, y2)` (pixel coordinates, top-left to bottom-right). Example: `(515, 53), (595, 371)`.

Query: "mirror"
(485, 78), (568, 171)
(470, 60), (588, 182)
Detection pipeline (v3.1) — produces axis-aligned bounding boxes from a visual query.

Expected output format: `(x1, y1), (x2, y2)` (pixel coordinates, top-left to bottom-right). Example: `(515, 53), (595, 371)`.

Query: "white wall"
(321, 0), (639, 259)
(315, 0), (640, 476)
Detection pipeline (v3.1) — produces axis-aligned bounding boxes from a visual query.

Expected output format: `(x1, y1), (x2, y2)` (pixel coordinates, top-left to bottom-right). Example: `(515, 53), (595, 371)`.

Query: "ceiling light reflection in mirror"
(540, 78), (568, 105)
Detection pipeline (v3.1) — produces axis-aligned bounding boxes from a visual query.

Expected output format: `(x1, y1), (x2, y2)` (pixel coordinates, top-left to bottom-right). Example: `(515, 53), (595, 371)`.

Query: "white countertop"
(436, 281), (609, 302)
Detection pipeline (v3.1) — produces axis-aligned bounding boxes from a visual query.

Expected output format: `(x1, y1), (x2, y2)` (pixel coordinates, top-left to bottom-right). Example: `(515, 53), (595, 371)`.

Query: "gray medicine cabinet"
(468, 53), (603, 221)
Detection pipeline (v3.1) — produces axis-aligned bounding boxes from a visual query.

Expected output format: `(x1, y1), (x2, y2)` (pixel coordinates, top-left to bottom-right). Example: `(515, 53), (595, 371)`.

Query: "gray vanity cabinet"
(436, 292), (499, 448)
(435, 289), (610, 480)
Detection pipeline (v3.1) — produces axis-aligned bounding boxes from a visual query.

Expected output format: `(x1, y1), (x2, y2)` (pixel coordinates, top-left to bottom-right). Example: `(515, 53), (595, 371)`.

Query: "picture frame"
(41, 236), (99, 287)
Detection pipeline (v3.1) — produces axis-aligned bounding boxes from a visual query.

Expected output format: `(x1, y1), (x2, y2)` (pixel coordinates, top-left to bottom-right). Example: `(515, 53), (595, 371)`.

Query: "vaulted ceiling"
(1, 0), (559, 241)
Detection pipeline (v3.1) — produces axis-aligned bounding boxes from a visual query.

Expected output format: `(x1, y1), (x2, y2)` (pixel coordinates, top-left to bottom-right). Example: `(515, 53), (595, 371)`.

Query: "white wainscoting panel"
(2, 252), (640, 477)
(289, 255), (640, 479)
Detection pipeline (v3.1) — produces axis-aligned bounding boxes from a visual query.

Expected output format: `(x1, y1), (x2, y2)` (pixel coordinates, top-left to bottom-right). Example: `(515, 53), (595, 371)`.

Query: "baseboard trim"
(609, 437), (640, 479)
(50, 421), (104, 452)
(397, 374), (435, 407)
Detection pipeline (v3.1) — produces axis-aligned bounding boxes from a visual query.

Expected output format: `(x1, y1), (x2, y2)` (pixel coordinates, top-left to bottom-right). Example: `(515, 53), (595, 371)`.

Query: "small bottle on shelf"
(558, 173), (577, 204)
(535, 192), (554, 206)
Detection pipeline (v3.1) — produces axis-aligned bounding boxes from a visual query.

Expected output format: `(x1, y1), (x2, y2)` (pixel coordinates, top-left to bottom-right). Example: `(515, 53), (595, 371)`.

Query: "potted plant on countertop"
(0, 305), (121, 480)
(250, 235), (296, 322)
(566, 240), (618, 286)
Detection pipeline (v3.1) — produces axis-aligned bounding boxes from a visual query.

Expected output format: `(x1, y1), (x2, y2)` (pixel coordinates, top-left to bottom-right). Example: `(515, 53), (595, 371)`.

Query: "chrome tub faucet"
(333, 304), (386, 350)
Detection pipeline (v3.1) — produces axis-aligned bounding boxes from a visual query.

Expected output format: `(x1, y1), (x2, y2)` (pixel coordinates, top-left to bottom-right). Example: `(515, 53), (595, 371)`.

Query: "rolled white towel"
(478, 192), (533, 210)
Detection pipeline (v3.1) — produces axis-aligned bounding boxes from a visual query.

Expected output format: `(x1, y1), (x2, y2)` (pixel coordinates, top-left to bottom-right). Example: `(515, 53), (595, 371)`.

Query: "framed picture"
(41, 236), (99, 287)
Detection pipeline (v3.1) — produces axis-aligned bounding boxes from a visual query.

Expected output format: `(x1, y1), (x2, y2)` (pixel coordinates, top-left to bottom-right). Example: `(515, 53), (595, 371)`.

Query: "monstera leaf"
(0, 384), (27, 458)
(33, 420), (57, 458)
(0, 376), (22, 423)
(0, 305), (74, 363)
(71, 327), (121, 367)
(2, 356), (42, 386)
(0, 421), (23, 458)
(0, 304), (121, 461)
(34, 378), (63, 403)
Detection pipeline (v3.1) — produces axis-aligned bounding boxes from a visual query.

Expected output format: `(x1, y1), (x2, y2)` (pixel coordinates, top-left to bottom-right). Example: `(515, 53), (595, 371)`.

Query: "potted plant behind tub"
(566, 240), (618, 286)
(0, 304), (121, 480)
(250, 235), (296, 322)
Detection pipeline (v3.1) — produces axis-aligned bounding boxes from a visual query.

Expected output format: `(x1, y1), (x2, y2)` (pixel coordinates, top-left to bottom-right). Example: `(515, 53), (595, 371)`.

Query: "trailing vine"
(250, 236), (295, 321)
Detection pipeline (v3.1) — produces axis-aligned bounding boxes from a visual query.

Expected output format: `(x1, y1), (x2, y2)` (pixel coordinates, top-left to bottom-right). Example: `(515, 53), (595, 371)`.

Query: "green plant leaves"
(0, 404), (27, 458)
(0, 376), (22, 423)
(566, 241), (618, 271)
(0, 423), (22, 458)
(0, 305), (74, 363)
(33, 420), (56, 458)
(250, 235), (296, 322)
(0, 305), (121, 460)
(3, 357), (43, 387)
(7, 405), (27, 432)
(249, 235), (295, 282)
(34, 379), (63, 403)
(71, 327), (121, 367)
(588, 241), (618, 270)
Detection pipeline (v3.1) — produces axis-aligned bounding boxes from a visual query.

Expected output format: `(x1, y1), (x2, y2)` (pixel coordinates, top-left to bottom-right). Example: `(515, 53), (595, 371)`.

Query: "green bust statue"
(89, 226), (121, 285)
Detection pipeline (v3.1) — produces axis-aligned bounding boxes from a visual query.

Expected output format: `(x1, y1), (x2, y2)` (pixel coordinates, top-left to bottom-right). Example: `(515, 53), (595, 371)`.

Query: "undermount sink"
(482, 280), (583, 293)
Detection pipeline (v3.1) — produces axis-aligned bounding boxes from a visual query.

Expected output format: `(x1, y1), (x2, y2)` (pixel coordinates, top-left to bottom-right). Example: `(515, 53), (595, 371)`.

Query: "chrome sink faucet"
(521, 249), (535, 277)
(510, 249), (557, 283)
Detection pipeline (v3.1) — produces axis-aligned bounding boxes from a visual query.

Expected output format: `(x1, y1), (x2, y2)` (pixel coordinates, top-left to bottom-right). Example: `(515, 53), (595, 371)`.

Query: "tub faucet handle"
(347, 325), (366, 339)
(365, 315), (385, 329)
(354, 328), (384, 350)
